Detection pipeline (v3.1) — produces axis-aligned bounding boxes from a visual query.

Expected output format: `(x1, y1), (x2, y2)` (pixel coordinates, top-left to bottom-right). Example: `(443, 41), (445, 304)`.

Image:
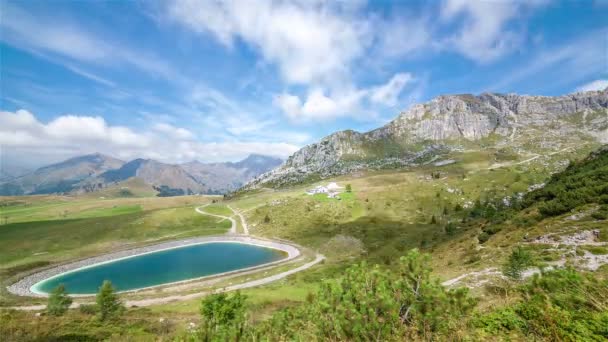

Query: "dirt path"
(195, 204), (236, 234)
(488, 146), (574, 170)
(227, 205), (249, 235)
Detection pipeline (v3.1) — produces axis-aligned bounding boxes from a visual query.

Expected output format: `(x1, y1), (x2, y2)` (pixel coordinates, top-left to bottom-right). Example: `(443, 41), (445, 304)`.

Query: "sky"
(0, 0), (607, 171)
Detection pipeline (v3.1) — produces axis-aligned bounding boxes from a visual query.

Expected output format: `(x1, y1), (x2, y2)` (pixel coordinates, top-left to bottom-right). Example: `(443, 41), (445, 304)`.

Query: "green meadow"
(2, 147), (607, 341)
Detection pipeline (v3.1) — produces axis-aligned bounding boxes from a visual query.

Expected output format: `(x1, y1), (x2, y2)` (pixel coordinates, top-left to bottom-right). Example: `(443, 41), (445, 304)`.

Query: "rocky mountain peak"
(246, 90), (608, 189)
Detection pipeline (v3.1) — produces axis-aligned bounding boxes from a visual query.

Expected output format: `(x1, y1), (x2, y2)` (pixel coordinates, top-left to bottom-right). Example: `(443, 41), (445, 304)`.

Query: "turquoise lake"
(33, 242), (286, 295)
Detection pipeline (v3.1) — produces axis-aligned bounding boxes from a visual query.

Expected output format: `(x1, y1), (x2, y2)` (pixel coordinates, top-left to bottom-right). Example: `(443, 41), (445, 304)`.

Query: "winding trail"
(195, 204), (236, 234)
(488, 146), (574, 170)
(9, 202), (325, 311)
(228, 205), (249, 235)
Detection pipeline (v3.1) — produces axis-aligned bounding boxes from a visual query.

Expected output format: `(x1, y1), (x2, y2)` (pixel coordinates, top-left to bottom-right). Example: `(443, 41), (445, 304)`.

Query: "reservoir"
(32, 242), (287, 295)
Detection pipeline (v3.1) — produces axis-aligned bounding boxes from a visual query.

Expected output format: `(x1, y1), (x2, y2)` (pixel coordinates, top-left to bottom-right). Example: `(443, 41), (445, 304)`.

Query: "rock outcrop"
(248, 90), (608, 188)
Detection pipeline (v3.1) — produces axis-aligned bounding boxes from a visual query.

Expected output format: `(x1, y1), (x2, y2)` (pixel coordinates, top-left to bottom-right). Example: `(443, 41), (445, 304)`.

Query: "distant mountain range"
(0, 153), (283, 196)
(247, 89), (608, 188)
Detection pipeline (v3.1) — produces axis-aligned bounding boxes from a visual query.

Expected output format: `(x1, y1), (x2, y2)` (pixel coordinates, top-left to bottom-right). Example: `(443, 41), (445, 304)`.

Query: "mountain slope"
(96, 158), (204, 194)
(0, 153), (124, 195)
(182, 154), (283, 194)
(0, 153), (283, 196)
(248, 90), (608, 188)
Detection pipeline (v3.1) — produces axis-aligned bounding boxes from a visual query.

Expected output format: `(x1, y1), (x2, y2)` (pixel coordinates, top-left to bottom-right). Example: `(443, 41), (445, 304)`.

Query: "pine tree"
(503, 246), (534, 280)
(47, 284), (72, 316)
(96, 280), (124, 321)
(345, 184), (352, 192)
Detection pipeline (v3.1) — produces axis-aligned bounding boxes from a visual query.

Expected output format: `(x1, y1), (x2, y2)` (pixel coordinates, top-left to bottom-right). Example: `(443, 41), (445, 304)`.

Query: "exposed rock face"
(248, 90), (608, 188)
(374, 91), (608, 143)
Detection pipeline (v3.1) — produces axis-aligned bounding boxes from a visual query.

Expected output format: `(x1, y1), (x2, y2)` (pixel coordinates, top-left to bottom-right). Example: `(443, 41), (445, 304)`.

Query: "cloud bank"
(0, 110), (299, 166)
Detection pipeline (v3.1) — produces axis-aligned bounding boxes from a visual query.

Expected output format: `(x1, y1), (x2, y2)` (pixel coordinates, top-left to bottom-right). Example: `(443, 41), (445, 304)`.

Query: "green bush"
(79, 304), (98, 315)
(482, 268), (608, 340)
(256, 249), (476, 340)
(478, 232), (490, 244)
(524, 147), (608, 218)
(198, 292), (248, 341)
(591, 206), (608, 220)
(475, 307), (525, 334)
(445, 222), (458, 235)
(46, 284), (72, 316)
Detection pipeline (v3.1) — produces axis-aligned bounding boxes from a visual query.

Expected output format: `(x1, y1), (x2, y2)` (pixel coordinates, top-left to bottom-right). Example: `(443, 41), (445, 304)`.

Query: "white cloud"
(167, 0), (371, 85)
(0, 110), (299, 166)
(153, 123), (195, 140)
(576, 79), (608, 92)
(375, 16), (431, 58)
(275, 87), (368, 122)
(440, 0), (547, 62)
(273, 94), (303, 120)
(165, 0), (549, 125)
(488, 32), (606, 92)
(274, 72), (413, 121)
(370, 73), (414, 106)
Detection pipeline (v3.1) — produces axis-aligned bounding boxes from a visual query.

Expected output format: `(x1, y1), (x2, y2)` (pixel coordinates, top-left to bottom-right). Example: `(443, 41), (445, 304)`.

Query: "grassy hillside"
(1, 145), (607, 341)
(524, 146), (608, 217)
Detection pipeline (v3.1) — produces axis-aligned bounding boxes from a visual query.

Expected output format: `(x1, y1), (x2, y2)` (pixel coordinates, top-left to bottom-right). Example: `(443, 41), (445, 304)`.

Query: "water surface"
(33, 242), (286, 294)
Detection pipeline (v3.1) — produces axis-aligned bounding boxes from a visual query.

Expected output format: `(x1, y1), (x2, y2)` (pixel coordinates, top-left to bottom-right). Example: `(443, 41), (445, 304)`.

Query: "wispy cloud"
(0, 2), (186, 85)
(273, 72), (415, 122)
(488, 30), (607, 92)
(166, 0), (371, 86)
(165, 0), (549, 121)
(439, 0), (547, 63)
(576, 79), (608, 92)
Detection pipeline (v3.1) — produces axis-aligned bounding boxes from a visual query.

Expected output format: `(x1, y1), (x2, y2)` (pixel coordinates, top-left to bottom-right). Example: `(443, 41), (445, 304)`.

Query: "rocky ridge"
(247, 90), (608, 188)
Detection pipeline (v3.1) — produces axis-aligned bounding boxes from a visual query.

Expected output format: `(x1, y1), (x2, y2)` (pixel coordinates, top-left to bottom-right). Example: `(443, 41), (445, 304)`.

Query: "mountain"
(247, 89), (608, 188)
(0, 165), (32, 183)
(0, 153), (125, 195)
(182, 154), (283, 194)
(0, 153), (283, 196)
(95, 158), (204, 194)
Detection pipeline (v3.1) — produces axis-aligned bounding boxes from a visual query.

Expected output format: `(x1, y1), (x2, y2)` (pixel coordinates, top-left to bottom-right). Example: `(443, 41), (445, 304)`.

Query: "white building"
(306, 182), (343, 197)
(306, 185), (329, 195)
(327, 182), (343, 191)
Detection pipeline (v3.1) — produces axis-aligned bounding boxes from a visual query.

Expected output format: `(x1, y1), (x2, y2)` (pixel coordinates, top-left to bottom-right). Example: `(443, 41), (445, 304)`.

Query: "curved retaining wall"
(8, 235), (300, 297)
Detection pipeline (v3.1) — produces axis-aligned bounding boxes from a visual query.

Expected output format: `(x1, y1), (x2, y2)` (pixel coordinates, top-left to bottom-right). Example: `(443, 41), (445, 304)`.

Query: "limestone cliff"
(248, 89), (608, 188)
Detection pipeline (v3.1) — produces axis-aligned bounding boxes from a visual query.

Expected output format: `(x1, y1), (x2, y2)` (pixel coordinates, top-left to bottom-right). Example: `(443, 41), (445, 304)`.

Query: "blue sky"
(0, 0), (607, 169)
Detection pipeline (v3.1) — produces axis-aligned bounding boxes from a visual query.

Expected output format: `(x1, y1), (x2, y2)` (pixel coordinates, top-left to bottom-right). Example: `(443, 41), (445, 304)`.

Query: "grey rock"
(248, 90), (608, 188)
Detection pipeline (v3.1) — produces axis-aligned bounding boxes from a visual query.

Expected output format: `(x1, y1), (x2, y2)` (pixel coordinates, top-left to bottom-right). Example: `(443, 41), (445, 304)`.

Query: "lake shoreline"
(7, 235), (300, 298)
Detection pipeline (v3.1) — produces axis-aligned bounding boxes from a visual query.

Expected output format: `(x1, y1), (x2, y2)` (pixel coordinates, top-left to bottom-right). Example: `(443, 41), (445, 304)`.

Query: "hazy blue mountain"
(182, 154), (283, 194)
(0, 153), (125, 195)
(97, 159), (203, 194)
(0, 153), (283, 196)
